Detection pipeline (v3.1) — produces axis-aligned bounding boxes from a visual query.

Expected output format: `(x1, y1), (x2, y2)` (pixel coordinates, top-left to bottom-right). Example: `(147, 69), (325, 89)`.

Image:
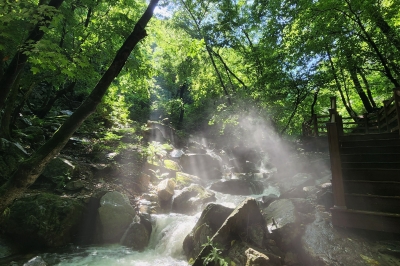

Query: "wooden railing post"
(383, 99), (390, 133)
(364, 112), (369, 134)
(394, 88), (400, 135)
(337, 115), (344, 136)
(327, 109), (346, 209)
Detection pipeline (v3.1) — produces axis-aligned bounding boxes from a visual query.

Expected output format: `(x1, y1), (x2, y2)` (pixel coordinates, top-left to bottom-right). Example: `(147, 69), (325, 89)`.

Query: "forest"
(1, 0), (400, 265)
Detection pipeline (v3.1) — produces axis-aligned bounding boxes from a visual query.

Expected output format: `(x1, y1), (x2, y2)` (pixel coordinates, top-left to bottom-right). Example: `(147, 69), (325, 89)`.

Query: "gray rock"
(175, 172), (202, 189)
(98, 191), (136, 243)
(278, 173), (315, 195)
(0, 237), (14, 259)
(65, 180), (85, 191)
(42, 157), (75, 185)
(157, 178), (175, 202)
(300, 212), (394, 265)
(180, 153), (222, 180)
(120, 222), (150, 251)
(135, 172), (151, 192)
(172, 184), (216, 214)
(60, 110), (73, 116)
(23, 256), (47, 266)
(183, 203), (234, 260)
(210, 179), (264, 195)
(263, 199), (315, 250)
(2, 193), (85, 248)
(245, 248), (275, 266)
(226, 242), (282, 266)
(193, 198), (268, 266)
(170, 149), (184, 158)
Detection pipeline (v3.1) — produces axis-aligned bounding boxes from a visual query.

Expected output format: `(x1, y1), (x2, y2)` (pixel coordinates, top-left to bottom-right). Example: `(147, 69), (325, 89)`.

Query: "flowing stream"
(4, 183), (280, 266)
(38, 214), (198, 266)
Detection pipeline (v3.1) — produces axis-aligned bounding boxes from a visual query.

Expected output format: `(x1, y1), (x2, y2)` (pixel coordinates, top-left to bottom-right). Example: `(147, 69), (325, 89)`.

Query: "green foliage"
(145, 141), (168, 164)
(202, 236), (229, 266)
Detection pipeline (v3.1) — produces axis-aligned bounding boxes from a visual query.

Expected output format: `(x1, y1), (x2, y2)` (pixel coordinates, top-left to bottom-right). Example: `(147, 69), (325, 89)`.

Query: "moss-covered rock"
(1, 193), (85, 248)
(163, 159), (181, 171)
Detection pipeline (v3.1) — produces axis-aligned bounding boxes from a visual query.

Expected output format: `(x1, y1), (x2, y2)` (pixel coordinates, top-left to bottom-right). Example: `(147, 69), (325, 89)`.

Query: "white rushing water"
(41, 214), (197, 266)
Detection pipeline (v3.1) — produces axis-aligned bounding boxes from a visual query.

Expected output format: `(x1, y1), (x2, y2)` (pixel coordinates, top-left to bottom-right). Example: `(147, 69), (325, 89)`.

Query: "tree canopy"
(1, 0), (400, 210)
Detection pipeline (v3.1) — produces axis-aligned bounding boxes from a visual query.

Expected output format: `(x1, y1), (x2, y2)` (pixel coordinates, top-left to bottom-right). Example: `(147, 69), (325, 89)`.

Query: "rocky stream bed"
(1, 121), (400, 266)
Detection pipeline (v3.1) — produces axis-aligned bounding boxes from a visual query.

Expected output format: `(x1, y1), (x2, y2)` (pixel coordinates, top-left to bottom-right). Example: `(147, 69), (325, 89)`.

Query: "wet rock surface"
(172, 184), (216, 215)
(120, 221), (150, 251)
(183, 203), (234, 260)
(97, 191), (136, 243)
(300, 211), (400, 266)
(192, 198), (278, 266)
(1, 121), (400, 266)
(180, 153), (223, 180)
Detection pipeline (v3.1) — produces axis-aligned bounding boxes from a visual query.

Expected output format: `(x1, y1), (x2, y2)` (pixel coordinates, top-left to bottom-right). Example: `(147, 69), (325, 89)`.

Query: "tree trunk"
(0, 0), (65, 110)
(0, 73), (21, 140)
(358, 68), (377, 108)
(326, 46), (357, 118)
(205, 45), (231, 105)
(340, 68), (357, 118)
(345, 0), (400, 87)
(310, 88), (320, 117)
(0, 0), (159, 214)
(346, 54), (374, 113)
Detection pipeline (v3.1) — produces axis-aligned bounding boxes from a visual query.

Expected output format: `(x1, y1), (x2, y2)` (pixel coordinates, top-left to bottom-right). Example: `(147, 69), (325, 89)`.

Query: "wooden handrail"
(303, 89), (400, 137)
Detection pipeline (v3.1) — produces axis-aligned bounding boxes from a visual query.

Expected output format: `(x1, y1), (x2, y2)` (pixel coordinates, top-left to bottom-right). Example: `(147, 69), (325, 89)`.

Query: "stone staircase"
(330, 132), (400, 233)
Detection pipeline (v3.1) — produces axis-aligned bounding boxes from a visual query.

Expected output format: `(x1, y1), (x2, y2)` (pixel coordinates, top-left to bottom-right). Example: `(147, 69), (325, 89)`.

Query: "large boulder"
(172, 184), (216, 215)
(157, 178), (176, 202)
(278, 173), (315, 198)
(175, 172), (202, 188)
(41, 157), (75, 187)
(183, 203), (234, 260)
(210, 179), (264, 195)
(2, 193), (85, 248)
(97, 191), (136, 243)
(193, 198), (270, 266)
(262, 199), (314, 250)
(180, 153), (222, 180)
(120, 221), (150, 251)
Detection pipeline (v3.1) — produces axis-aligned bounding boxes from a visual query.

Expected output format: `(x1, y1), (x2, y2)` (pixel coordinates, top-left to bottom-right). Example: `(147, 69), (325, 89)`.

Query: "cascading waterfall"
(38, 214), (197, 266)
